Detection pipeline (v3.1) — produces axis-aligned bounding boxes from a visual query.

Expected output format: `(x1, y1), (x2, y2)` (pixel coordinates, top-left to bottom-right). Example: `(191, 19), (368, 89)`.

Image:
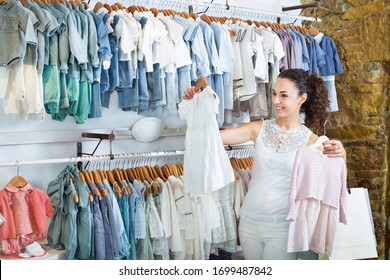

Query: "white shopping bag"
(330, 188), (378, 259)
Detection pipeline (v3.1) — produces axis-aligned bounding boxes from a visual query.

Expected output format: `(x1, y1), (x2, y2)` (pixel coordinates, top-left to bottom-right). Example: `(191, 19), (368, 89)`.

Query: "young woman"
(184, 68), (346, 260)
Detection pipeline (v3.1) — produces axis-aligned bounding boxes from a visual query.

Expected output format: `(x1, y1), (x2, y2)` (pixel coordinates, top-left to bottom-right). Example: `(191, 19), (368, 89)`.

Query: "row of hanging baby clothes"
(46, 165), (131, 260)
(273, 27), (344, 112)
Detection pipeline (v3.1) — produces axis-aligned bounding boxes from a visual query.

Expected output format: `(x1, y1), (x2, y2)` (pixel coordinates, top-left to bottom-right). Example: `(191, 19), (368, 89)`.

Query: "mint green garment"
(43, 65), (60, 114)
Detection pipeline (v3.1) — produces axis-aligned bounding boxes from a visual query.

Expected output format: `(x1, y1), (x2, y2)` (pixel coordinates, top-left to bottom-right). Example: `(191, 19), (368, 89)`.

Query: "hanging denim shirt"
(71, 168), (94, 260)
(88, 12), (109, 118)
(125, 181), (137, 260)
(87, 182), (105, 260)
(305, 33), (326, 75)
(289, 29), (310, 72)
(318, 35), (344, 76)
(47, 167), (66, 250)
(103, 180), (131, 260)
(62, 180), (78, 260)
(101, 14), (119, 108)
(95, 182), (114, 260)
(129, 180), (146, 241)
(98, 12), (112, 103)
(102, 179), (124, 254)
(46, 166), (78, 259)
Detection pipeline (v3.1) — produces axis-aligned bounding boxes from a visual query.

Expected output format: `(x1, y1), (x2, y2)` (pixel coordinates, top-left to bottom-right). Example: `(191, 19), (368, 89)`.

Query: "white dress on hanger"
(178, 86), (235, 197)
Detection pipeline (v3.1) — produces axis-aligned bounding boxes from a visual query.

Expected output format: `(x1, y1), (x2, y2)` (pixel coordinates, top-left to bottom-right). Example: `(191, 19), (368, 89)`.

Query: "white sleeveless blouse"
(239, 119), (312, 223)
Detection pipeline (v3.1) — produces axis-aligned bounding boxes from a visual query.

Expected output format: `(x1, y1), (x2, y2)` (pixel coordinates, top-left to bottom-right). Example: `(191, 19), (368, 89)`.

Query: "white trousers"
(238, 219), (296, 260)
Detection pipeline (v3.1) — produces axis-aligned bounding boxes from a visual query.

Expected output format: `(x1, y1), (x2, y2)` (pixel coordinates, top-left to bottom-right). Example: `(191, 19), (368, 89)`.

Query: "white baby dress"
(178, 86), (235, 197)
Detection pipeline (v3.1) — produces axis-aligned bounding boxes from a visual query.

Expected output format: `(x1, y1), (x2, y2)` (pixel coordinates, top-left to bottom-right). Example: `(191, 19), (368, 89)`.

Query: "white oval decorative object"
(131, 117), (165, 143)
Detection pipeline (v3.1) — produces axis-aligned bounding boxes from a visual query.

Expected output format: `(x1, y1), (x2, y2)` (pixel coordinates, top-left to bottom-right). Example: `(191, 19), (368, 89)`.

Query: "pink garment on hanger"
(286, 146), (347, 256)
(0, 183), (54, 241)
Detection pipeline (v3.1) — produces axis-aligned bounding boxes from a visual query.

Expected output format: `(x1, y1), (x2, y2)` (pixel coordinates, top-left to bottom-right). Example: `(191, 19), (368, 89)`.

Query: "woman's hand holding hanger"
(323, 139), (347, 162)
(184, 76), (209, 100)
(183, 86), (200, 100)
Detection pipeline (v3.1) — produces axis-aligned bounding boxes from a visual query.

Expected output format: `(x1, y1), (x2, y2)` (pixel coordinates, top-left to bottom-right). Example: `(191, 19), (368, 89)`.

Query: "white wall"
(0, 0), (302, 190)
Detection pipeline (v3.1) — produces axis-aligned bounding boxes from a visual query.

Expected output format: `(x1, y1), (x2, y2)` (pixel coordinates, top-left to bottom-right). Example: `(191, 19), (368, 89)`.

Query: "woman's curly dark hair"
(278, 69), (329, 132)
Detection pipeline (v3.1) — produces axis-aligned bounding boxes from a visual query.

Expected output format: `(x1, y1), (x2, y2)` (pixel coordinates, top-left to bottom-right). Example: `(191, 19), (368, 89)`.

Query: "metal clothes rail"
(0, 144), (253, 168)
(127, 0), (320, 23)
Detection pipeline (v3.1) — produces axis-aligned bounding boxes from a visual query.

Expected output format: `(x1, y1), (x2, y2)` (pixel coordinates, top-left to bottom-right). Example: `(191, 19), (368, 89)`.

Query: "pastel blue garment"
(163, 71), (178, 115)
(23, 0), (56, 74)
(54, 2), (87, 71)
(95, 182), (115, 260)
(174, 16), (210, 80)
(318, 35), (344, 76)
(176, 65), (191, 103)
(102, 180), (125, 254)
(305, 33), (326, 74)
(101, 14), (119, 108)
(0, 0), (35, 66)
(62, 181), (78, 260)
(71, 168), (93, 260)
(89, 79), (102, 118)
(117, 60), (137, 110)
(89, 11), (112, 66)
(287, 30), (303, 69)
(111, 182), (132, 260)
(198, 20), (220, 75)
(290, 30), (310, 72)
(136, 16), (150, 111)
(46, 167), (66, 250)
(88, 11), (112, 118)
(137, 58), (149, 111)
(125, 182), (137, 260)
(87, 182), (105, 260)
(46, 166), (79, 260)
(130, 180), (146, 241)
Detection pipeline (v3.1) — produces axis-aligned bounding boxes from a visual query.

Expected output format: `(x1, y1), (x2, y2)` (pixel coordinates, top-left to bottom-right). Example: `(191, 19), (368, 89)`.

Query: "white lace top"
(239, 119), (312, 223)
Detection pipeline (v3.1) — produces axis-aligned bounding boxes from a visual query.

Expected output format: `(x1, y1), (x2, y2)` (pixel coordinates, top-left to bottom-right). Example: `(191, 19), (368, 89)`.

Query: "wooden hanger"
(150, 7), (159, 17)
(9, 175), (28, 188)
(154, 165), (167, 181)
(161, 165), (171, 179)
(104, 3), (113, 14)
(182, 11), (190, 19)
(93, 2), (103, 13)
(135, 166), (146, 182)
(111, 4), (119, 11)
(82, 1), (89, 9)
(105, 169), (122, 198)
(190, 12), (198, 20)
(195, 75), (208, 92)
(125, 168), (136, 183)
(113, 168), (125, 189)
(78, 171), (86, 183)
(69, 178), (79, 203)
(115, 2), (124, 10)
(200, 13), (212, 25)
(127, 5), (137, 14)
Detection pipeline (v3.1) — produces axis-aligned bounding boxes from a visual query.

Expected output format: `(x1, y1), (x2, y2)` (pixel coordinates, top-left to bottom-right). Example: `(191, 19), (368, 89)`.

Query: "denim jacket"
(318, 35), (344, 76)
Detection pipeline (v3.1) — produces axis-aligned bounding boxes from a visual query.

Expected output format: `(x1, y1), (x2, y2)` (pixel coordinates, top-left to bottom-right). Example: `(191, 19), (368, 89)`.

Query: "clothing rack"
(127, 0), (320, 24)
(0, 144), (253, 168)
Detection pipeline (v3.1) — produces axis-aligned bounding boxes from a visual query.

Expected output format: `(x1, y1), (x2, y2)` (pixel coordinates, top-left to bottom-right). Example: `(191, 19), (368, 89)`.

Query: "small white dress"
(178, 86), (235, 197)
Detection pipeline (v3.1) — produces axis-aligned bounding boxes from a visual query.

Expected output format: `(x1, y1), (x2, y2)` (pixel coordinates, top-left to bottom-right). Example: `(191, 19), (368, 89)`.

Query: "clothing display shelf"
(0, 144), (253, 168)
(128, 0), (320, 24)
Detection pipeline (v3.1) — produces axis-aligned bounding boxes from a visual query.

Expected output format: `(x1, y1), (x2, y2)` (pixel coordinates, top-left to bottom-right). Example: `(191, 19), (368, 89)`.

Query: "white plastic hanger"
(312, 120), (331, 149)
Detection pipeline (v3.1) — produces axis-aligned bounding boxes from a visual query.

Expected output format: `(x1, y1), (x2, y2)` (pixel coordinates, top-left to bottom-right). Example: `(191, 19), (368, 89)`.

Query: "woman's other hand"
(323, 140), (346, 162)
(184, 86), (200, 100)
